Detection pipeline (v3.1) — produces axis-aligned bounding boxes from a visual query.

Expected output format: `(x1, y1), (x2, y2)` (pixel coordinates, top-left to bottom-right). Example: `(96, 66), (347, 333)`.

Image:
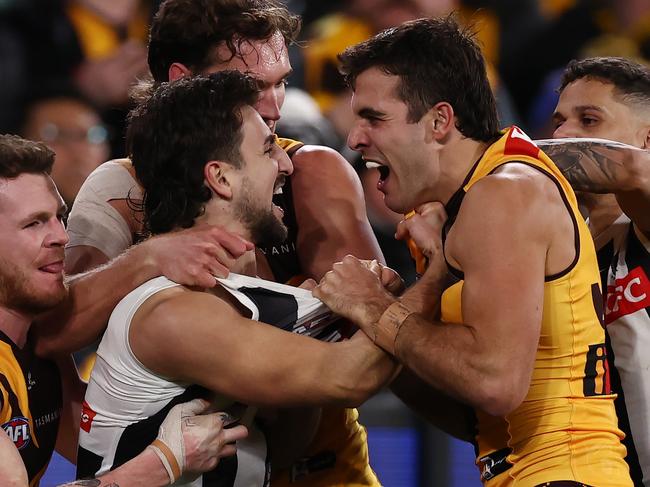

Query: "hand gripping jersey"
(597, 214), (650, 487)
(440, 127), (631, 486)
(76, 273), (344, 486)
(0, 331), (62, 486)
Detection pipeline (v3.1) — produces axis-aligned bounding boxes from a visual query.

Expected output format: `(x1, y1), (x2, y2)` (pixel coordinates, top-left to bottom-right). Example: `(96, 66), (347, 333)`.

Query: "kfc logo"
(3, 417), (31, 450)
(80, 401), (97, 433)
(605, 266), (650, 324)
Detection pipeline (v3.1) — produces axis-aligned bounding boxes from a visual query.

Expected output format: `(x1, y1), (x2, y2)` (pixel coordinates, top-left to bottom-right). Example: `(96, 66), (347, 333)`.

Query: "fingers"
(203, 226), (254, 255)
(222, 425), (248, 445)
(298, 278), (317, 290)
(179, 398), (210, 417)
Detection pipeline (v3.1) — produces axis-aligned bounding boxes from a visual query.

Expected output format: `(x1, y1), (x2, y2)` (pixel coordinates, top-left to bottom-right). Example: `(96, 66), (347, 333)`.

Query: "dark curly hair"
(0, 134), (54, 178)
(126, 71), (259, 235)
(338, 16), (500, 142)
(559, 57), (650, 107)
(148, 0), (301, 82)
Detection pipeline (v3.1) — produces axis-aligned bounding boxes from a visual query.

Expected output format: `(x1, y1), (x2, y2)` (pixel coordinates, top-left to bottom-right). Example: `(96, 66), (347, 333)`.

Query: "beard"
(235, 180), (288, 247)
(0, 258), (68, 315)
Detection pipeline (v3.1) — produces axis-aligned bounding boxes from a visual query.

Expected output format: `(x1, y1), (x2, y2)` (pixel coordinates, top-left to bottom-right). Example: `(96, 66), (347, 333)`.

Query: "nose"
(257, 89), (282, 128)
(274, 144), (294, 176)
(347, 123), (368, 152)
(45, 218), (70, 248)
(552, 121), (579, 139)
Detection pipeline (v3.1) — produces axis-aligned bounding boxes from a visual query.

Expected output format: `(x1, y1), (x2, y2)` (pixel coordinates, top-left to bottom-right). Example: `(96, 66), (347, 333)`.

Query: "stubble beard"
(0, 261), (68, 315)
(235, 182), (288, 247)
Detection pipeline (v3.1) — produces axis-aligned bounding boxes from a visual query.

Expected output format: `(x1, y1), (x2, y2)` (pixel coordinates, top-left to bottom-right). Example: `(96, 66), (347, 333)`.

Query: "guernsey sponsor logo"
(80, 401), (97, 433)
(2, 417), (31, 450)
(605, 266), (650, 324)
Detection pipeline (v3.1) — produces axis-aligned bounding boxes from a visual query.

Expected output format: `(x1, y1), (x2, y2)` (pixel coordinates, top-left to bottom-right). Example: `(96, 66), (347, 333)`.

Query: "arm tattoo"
(536, 138), (637, 193)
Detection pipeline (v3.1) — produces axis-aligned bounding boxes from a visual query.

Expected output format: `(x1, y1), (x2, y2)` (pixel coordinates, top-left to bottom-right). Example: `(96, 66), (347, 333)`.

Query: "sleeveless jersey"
(77, 273), (347, 485)
(440, 127), (631, 486)
(267, 137), (380, 487)
(598, 215), (650, 487)
(0, 331), (62, 486)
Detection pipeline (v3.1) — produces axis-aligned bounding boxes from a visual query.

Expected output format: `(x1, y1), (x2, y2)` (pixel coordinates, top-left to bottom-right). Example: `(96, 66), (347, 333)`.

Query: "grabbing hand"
(149, 398), (249, 483)
(144, 224), (254, 287)
(313, 255), (396, 334)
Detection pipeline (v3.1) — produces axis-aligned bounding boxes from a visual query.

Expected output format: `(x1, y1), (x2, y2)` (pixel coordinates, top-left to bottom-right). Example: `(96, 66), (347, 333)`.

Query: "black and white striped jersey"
(76, 273), (344, 486)
(600, 215), (650, 487)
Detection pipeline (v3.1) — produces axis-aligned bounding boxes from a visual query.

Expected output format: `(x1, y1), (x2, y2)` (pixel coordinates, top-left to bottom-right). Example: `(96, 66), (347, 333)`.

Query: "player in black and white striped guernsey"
(76, 72), (397, 485)
(547, 57), (650, 486)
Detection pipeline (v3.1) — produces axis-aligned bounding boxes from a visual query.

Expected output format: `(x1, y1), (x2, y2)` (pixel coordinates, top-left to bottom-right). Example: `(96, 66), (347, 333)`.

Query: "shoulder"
(467, 163), (564, 217)
(291, 144), (359, 187)
(76, 158), (140, 200)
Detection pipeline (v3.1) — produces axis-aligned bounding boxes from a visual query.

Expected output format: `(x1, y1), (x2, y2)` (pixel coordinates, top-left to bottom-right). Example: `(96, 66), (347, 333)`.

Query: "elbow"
(474, 375), (528, 417)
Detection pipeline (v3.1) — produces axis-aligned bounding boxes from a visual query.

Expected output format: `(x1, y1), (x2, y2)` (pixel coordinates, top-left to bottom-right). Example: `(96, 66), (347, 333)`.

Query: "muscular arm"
(0, 431), (28, 486)
(55, 357), (86, 463)
(317, 175), (556, 417)
(59, 448), (169, 487)
(394, 177), (549, 416)
(35, 227), (251, 358)
(0, 427), (167, 487)
(291, 146), (384, 280)
(537, 137), (650, 233)
(390, 369), (474, 441)
(130, 289), (396, 408)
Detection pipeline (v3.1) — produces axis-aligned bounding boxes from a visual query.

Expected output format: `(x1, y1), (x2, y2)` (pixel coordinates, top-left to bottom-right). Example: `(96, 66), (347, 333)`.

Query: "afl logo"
(2, 417), (31, 450)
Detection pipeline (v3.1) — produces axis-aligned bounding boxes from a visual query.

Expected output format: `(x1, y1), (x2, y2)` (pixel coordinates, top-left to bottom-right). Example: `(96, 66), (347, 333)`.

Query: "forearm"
(325, 337), (397, 407)
(536, 138), (648, 193)
(390, 369), (474, 441)
(393, 314), (495, 406)
(59, 448), (169, 487)
(35, 243), (160, 357)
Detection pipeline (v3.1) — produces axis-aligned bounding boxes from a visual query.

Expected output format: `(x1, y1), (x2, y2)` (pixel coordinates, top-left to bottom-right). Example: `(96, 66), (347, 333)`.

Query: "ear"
(204, 160), (235, 200)
(168, 62), (192, 82)
(423, 102), (455, 142)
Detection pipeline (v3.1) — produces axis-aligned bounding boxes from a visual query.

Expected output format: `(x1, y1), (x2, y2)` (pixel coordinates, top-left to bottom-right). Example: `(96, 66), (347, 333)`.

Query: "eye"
(581, 116), (598, 127)
(275, 79), (288, 89)
(23, 220), (41, 229)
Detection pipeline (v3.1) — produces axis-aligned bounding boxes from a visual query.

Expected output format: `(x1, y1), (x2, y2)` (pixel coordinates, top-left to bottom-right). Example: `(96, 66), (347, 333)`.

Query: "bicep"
(131, 294), (336, 407)
(291, 148), (384, 279)
(451, 183), (547, 374)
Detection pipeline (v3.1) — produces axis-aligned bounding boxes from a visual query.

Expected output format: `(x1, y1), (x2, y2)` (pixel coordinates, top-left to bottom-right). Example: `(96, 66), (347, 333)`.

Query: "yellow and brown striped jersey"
(0, 331), (62, 486)
(440, 127), (631, 486)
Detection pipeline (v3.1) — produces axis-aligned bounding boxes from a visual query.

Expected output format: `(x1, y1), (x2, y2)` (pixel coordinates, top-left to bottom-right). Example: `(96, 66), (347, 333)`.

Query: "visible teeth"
(274, 186), (283, 195)
(365, 161), (381, 169)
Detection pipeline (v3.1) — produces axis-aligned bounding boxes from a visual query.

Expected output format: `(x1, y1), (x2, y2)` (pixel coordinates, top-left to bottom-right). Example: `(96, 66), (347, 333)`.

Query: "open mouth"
(273, 176), (286, 195)
(365, 160), (390, 183)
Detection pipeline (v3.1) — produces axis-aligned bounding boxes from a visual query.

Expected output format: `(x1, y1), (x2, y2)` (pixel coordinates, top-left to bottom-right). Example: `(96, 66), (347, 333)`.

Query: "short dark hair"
(559, 57), (650, 108)
(0, 134), (55, 179)
(126, 71), (259, 235)
(148, 0), (301, 82)
(338, 16), (500, 142)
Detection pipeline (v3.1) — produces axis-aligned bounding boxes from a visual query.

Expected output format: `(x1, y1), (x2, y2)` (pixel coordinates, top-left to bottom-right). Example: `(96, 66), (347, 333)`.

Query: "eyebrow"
(552, 104), (604, 121)
(19, 203), (67, 226)
(256, 69), (293, 88)
(357, 107), (386, 119)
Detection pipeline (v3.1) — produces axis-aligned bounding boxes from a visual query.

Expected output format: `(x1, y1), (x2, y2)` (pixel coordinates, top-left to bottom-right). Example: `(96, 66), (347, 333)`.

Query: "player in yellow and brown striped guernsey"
(0, 332), (62, 486)
(314, 16), (633, 487)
